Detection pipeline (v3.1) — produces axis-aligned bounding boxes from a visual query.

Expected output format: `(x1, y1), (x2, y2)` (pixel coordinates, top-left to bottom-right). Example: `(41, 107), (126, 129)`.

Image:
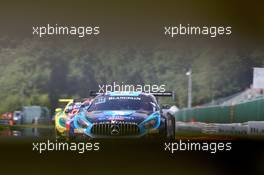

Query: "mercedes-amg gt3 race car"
(69, 91), (175, 139)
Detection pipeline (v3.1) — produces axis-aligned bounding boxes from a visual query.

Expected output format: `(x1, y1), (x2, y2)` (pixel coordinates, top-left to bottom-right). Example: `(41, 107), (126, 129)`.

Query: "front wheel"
(159, 114), (175, 140)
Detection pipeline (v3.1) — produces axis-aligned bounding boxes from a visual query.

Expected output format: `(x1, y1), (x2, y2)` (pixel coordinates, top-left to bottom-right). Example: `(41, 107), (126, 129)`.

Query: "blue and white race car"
(69, 91), (175, 139)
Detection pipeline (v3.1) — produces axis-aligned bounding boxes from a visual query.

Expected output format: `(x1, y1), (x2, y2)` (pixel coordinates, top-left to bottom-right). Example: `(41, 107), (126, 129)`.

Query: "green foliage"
(0, 38), (263, 113)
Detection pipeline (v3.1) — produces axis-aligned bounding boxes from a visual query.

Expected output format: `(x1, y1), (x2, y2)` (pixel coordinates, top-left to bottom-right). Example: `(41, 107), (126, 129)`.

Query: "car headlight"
(143, 117), (158, 129)
(77, 118), (90, 128)
(140, 112), (160, 130)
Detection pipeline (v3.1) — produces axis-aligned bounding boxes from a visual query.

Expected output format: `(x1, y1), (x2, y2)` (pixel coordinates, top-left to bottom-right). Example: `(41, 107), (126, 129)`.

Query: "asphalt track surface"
(0, 126), (263, 175)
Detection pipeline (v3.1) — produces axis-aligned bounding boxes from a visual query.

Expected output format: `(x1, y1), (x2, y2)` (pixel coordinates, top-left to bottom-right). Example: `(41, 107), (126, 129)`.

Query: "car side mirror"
(161, 104), (171, 109)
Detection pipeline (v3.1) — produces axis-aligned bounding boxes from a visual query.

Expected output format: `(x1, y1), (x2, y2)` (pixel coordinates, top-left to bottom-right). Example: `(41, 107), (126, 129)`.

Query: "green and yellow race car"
(54, 99), (81, 139)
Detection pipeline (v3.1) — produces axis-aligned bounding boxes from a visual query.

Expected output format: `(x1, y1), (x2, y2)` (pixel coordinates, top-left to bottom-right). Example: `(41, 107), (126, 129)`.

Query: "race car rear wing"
(89, 91), (102, 97)
(89, 91), (176, 101)
(58, 99), (74, 103)
(150, 91), (176, 101)
(58, 98), (90, 104)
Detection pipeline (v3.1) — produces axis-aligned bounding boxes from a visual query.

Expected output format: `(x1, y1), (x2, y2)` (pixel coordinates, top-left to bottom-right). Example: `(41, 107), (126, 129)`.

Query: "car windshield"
(87, 95), (157, 112)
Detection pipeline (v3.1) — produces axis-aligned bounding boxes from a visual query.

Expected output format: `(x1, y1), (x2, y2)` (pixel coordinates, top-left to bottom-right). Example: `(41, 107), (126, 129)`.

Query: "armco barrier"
(175, 96), (264, 123)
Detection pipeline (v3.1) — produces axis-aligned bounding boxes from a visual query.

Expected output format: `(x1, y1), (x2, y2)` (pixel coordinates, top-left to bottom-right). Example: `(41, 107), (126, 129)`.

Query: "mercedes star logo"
(110, 125), (120, 135)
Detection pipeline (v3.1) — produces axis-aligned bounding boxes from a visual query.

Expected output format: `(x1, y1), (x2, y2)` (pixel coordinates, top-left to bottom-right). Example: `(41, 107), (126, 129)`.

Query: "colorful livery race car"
(70, 91), (175, 139)
(54, 99), (81, 138)
(54, 98), (94, 139)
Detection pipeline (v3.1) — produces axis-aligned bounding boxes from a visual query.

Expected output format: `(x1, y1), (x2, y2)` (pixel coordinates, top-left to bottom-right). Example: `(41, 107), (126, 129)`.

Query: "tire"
(54, 128), (64, 140)
(165, 113), (176, 140)
(54, 128), (59, 139)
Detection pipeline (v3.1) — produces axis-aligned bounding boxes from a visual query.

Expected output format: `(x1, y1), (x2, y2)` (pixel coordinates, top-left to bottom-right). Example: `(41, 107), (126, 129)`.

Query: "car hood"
(84, 110), (153, 124)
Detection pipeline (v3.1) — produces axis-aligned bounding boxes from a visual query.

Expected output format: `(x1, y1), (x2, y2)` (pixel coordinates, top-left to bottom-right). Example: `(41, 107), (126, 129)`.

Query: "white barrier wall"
(175, 121), (264, 135)
(247, 121), (264, 135)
